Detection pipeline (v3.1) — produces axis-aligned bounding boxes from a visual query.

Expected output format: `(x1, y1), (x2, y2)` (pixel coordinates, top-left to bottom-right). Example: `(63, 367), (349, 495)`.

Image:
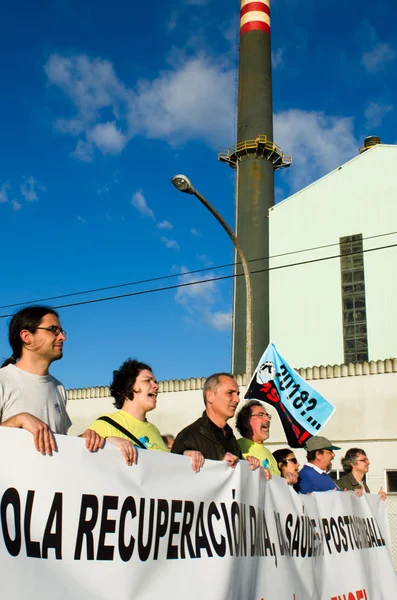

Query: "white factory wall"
(269, 144), (397, 368)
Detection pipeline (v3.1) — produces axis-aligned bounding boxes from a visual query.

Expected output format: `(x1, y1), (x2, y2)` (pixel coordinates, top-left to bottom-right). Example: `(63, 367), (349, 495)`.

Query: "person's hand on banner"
(223, 452), (239, 468)
(106, 437), (137, 465)
(183, 450), (205, 472)
(245, 455), (260, 471)
(378, 487), (387, 501)
(1, 412), (57, 455)
(80, 429), (105, 452)
(284, 471), (298, 485)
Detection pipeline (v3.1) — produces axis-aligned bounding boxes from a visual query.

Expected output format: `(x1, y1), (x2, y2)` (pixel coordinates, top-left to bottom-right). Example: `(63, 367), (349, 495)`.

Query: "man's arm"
(1, 412), (56, 455)
(298, 468), (337, 494)
(171, 430), (194, 455)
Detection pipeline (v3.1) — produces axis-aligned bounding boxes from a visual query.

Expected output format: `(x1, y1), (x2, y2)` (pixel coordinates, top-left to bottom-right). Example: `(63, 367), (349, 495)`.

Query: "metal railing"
(386, 495), (397, 568)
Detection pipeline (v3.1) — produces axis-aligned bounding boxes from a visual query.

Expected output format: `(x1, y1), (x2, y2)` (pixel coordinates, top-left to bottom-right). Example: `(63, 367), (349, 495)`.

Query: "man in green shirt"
(236, 400), (280, 477)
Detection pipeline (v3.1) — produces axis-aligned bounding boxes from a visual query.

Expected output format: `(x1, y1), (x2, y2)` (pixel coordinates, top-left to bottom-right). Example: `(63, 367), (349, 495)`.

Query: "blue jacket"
(295, 464), (338, 494)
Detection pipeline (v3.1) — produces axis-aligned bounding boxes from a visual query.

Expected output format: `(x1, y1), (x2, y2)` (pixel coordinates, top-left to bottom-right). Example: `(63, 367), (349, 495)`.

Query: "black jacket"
(171, 411), (242, 461)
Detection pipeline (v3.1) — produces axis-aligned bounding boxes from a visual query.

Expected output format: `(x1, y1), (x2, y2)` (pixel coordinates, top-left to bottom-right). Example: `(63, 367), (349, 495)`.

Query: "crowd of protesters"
(0, 305), (384, 497)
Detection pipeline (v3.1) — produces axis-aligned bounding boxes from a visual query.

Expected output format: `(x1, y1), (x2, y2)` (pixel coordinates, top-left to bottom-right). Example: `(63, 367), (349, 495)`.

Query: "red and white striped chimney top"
(240, 0), (270, 36)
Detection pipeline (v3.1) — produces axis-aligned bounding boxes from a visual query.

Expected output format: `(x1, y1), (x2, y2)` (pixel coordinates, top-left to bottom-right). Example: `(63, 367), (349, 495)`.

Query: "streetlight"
(171, 174), (254, 379)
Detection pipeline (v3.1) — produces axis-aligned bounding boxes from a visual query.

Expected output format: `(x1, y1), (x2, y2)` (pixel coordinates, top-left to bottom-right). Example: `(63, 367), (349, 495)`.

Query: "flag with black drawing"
(245, 343), (336, 448)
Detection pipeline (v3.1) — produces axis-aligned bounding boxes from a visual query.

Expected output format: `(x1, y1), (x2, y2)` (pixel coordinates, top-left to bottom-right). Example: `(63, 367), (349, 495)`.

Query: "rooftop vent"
(359, 135), (381, 154)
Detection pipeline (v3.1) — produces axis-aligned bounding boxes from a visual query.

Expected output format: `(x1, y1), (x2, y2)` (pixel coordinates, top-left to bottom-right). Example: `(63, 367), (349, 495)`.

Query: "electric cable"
(1, 229), (396, 309)
(0, 240), (395, 319)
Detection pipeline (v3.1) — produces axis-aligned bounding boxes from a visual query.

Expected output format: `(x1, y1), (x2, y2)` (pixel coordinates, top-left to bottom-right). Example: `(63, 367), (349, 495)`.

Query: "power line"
(0, 240), (395, 319)
(1, 229), (397, 310)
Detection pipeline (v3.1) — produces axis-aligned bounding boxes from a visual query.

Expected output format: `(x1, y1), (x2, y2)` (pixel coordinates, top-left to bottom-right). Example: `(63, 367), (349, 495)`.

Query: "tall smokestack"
(219, 0), (291, 375)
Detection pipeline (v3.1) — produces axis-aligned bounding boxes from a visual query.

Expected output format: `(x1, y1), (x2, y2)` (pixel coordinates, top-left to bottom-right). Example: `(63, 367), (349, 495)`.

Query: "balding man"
(172, 372), (259, 470)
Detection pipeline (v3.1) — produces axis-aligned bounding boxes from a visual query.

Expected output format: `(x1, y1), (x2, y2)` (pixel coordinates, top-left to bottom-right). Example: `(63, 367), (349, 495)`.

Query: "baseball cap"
(305, 436), (341, 452)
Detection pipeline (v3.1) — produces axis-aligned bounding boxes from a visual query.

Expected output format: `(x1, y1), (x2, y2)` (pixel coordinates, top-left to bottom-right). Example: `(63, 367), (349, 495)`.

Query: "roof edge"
(67, 358), (397, 399)
(272, 144), (396, 209)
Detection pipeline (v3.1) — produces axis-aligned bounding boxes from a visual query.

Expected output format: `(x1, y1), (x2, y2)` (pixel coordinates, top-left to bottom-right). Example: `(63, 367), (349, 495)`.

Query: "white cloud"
(275, 186), (286, 204)
(132, 55), (235, 146)
(45, 53), (129, 124)
(203, 309), (232, 330)
(197, 254), (212, 266)
(72, 140), (94, 162)
(160, 236), (180, 250)
(77, 215), (86, 222)
(175, 267), (218, 306)
(174, 266), (231, 329)
(362, 42), (395, 73)
(45, 53), (130, 160)
(97, 183), (110, 194)
(88, 121), (127, 154)
(20, 176), (39, 201)
(11, 199), (22, 211)
(131, 190), (155, 219)
(45, 51), (236, 157)
(364, 101), (393, 129)
(274, 110), (358, 190)
(190, 228), (201, 237)
(272, 48), (284, 69)
(167, 10), (179, 32)
(157, 220), (174, 230)
(0, 183), (10, 203)
(55, 117), (85, 135)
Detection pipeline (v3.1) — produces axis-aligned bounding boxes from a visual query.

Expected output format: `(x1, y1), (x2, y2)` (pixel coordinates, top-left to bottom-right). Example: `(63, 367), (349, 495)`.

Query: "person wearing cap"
(295, 435), (341, 494)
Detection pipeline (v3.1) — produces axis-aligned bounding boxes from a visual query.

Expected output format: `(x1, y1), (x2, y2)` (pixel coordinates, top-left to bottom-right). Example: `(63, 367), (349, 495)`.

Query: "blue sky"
(0, 0), (396, 389)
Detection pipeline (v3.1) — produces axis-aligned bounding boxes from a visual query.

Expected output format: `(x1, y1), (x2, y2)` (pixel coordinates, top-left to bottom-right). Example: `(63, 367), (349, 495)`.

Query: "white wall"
(269, 145), (397, 367)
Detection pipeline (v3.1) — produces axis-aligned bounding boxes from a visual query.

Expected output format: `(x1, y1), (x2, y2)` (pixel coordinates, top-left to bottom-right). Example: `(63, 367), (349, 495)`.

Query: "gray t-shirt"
(0, 364), (71, 434)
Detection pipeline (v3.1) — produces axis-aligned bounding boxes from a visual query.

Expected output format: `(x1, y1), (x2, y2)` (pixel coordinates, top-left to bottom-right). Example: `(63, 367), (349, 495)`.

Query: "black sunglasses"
(285, 457), (298, 464)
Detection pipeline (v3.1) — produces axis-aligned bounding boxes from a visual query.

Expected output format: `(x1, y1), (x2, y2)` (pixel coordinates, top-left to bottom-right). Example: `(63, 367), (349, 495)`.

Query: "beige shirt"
(0, 364), (71, 434)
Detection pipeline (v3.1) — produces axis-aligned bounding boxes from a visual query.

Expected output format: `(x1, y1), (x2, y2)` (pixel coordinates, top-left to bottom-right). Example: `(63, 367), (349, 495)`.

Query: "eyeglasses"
(356, 458), (369, 463)
(36, 326), (66, 337)
(285, 457), (298, 464)
(250, 411), (272, 420)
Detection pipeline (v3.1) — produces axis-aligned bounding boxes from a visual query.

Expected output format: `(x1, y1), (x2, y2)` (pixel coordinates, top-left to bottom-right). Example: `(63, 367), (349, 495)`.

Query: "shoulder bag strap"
(98, 416), (147, 449)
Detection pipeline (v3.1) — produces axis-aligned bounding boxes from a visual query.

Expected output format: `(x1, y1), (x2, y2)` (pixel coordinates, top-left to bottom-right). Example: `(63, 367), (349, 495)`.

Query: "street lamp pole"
(171, 174), (254, 380)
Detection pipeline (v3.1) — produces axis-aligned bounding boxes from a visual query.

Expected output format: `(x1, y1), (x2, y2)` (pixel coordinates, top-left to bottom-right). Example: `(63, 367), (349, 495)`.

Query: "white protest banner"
(245, 343), (336, 447)
(0, 427), (395, 600)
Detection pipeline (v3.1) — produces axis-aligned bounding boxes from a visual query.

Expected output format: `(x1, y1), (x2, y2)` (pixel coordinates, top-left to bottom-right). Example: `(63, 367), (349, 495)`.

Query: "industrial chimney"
(218, 0), (291, 375)
(359, 136), (381, 154)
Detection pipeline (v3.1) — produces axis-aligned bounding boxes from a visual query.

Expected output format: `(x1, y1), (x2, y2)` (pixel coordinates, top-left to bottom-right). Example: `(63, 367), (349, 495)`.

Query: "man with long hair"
(0, 305), (103, 455)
